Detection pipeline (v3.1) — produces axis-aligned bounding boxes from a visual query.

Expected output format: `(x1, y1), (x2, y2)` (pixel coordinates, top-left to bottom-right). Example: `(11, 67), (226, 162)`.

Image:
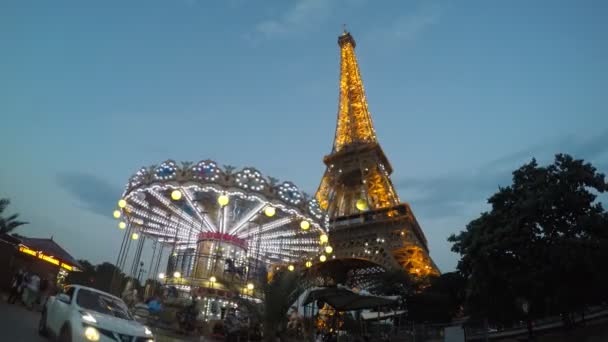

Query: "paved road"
(0, 299), (47, 341)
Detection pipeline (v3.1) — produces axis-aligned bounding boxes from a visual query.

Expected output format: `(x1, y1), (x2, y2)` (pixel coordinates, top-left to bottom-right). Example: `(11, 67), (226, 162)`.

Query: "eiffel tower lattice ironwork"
(315, 31), (439, 277)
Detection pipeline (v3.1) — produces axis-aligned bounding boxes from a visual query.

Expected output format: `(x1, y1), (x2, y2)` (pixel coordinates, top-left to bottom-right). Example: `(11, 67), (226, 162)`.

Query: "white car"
(39, 285), (155, 342)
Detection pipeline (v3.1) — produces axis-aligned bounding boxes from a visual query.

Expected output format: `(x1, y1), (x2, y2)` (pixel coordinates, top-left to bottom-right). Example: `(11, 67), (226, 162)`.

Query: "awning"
(302, 285), (398, 311)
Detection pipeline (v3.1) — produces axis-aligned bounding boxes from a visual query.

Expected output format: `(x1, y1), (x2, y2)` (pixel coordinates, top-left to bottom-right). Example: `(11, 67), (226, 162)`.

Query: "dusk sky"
(1, 0), (607, 272)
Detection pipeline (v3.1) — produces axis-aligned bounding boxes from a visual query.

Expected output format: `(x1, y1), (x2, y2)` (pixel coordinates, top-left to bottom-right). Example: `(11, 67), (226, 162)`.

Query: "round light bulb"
(118, 199), (127, 208)
(158, 273), (165, 279)
(209, 276), (216, 283)
(171, 190), (182, 201)
(113, 210), (121, 219)
(247, 283), (254, 290)
(131, 232), (139, 240)
(173, 271), (181, 278)
(325, 245), (333, 254)
(305, 261), (312, 268)
(264, 206), (276, 217)
(300, 220), (310, 230)
(319, 255), (327, 262)
(288, 264), (295, 272)
(118, 222), (127, 229)
(320, 234), (329, 244)
(218, 194), (229, 207)
(356, 198), (368, 211)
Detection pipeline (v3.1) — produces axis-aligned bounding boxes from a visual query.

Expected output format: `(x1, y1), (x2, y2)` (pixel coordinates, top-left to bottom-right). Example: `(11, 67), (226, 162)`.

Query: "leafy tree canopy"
(449, 154), (608, 324)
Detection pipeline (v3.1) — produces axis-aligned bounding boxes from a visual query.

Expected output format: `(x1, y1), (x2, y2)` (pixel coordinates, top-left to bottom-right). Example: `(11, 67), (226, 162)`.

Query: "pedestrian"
(7, 269), (24, 304)
(23, 273), (40, 309)
(37, 274), (52, 311)
(224, 308), (240, 342)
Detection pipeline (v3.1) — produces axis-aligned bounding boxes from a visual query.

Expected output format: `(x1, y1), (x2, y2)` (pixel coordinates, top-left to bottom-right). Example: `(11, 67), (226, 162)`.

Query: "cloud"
(363, 2), (442, 46)
(398, 130), (608, 219)
(254, 0), (339, 39)
(56, 172), (123, 217)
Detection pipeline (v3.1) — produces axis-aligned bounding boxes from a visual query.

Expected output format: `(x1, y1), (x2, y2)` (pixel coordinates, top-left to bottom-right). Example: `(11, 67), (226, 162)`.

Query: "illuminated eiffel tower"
(315, 31), (439, 277)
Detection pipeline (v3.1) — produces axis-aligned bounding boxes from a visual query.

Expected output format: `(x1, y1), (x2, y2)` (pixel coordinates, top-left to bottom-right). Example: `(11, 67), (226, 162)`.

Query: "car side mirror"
(57, 293), (71, 304)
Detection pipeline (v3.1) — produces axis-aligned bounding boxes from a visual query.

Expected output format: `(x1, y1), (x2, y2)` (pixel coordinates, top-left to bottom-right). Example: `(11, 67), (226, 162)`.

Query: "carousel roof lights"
(121, 159), (328, 270)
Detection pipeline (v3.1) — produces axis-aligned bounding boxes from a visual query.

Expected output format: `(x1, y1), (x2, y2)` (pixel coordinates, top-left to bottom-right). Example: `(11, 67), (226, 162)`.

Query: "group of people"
(7, 269), (54, 310)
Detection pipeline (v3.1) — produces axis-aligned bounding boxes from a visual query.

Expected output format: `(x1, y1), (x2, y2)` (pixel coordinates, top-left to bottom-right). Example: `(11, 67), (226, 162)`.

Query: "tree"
(234, 270), (304, 341)
(449, 154), (608, 326)
(404, 272), (466, 323)
(0, 198), (28, 234)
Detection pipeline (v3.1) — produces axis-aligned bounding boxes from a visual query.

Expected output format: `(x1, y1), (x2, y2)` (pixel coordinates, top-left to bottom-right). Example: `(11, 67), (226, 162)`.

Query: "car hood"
(84, 311), (151, 337)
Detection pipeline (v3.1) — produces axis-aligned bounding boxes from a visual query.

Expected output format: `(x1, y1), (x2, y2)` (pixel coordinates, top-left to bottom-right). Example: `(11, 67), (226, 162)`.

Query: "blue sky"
(1, 0), (607, 272)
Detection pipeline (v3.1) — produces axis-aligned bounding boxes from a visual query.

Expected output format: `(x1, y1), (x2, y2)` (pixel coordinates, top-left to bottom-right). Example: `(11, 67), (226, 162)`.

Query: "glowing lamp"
(171, 190), (182, 201)
(158, 273), (165, 279)
(118, 222), (127, 229)
(173, 271), (181, 278)
(356, 198), (368, 211)
(209, 276), (216, 283)
(300, 220), (310, 230)
(247, 283), (254, 290)
(320, 234), (329, 244)
(305, 261), (312, 268)
(264, 206), (276, 217)
(131, 232), (139, 240)
(118, 199), (127, 208)
(319, 255), (327, 262)
(113, 210), (121, 219)
(325, 245), (333, 254)
(288, 264), (295, 272)
(218, 194), (230, 207)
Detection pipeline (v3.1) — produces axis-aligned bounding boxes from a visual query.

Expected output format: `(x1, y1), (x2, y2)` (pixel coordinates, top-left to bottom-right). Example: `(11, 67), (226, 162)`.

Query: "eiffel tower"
(315, 31), (439, 278)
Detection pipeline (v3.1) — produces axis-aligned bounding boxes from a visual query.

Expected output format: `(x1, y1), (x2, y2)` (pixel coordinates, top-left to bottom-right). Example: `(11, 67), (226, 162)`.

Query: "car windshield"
(76, 289), (132, 320)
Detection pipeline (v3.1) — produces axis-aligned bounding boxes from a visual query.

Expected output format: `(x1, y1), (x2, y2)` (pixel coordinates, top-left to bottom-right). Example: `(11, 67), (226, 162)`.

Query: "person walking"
(37, 275), (52, 311)
(7, 269), (24, 304)
(23, 273), (40, 310)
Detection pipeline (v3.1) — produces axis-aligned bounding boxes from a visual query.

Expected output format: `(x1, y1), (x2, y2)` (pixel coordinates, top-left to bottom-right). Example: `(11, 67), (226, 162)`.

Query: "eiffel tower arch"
(315, 31), (440, 279)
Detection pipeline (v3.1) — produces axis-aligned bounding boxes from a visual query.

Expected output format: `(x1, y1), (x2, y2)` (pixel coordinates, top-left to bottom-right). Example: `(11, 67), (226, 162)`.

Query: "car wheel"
(38, 310), (48, 337)
(59, 324), (72, 342)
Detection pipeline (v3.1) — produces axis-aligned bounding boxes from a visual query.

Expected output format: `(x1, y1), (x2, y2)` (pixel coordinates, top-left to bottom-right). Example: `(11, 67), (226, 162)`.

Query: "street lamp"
(173, 271), (181, 278)
(247, 283), (254, 291)
(158, 273), (165, 280)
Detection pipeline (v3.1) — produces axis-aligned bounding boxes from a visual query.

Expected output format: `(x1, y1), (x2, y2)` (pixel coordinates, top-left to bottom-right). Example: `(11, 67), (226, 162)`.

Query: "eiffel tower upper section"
(315, 31), (439, 276)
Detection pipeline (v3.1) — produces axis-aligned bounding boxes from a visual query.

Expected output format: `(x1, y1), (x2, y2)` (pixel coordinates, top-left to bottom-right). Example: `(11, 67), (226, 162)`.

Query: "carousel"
(112, 160), (331, 321)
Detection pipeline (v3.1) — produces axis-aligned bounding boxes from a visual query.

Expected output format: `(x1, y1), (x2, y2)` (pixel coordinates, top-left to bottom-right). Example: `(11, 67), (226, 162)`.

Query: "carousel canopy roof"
(118, 160), (328, 265)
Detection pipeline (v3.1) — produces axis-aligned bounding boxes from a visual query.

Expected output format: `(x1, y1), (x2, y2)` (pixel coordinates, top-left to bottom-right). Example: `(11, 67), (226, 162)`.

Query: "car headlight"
(144, 326), (153, 335)
(84, 326), (100, 341)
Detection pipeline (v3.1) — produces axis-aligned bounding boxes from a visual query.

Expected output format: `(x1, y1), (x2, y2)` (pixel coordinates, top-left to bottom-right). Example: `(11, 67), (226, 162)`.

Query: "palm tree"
(235, 270), (305, 341)
(0, 198), (28, 234)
